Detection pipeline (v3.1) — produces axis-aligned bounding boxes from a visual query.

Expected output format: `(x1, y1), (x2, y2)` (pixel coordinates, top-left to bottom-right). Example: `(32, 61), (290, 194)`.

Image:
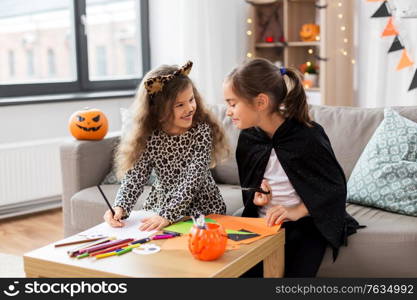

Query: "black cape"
(236, 118), (364, 261)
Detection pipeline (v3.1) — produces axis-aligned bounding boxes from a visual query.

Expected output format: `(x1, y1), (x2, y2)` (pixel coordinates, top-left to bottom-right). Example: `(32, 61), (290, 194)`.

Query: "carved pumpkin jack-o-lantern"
(69, 108), (108, 140)
(188, 222), (228, 261)
(299, 24), (320, 42)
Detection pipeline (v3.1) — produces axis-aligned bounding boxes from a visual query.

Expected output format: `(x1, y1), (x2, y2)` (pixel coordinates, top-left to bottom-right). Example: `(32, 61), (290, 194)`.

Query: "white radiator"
(0, 138), (63, 218)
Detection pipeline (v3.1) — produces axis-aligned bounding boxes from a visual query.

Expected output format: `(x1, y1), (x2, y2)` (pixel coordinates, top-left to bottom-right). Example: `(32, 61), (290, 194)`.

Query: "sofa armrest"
(60, 132), (120, 236)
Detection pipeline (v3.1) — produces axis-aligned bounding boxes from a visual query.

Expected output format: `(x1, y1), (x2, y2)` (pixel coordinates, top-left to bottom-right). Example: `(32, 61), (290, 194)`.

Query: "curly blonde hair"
(115, 64), (230, 179)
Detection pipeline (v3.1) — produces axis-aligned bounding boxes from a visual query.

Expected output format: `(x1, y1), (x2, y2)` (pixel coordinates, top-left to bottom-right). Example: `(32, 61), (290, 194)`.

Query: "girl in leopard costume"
(103, 61), (229, 231)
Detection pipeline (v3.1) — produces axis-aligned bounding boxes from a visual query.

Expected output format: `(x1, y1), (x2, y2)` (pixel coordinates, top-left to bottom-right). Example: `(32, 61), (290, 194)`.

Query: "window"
(95, 46), (108, 77)
(125, 44), (138, 75)
(0, 0), (149, 98)
(86, 0), (143, 81)
(1, 0), (77, 85)
(8, 50), (15, 77)
(47, 49), (56, 77)
(26, 49), (35, 77)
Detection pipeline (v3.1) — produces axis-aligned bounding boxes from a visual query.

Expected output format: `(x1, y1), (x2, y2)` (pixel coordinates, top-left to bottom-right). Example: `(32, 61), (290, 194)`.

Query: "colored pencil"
(76, 253), (90, 259)
(89, 242), (132, 256)
(162, 231), (181, 236)
(95, 252), (118, 259)
(97, 185), (115, 216)
(78, 238), (134, 255)
(123, 244), (141, 250)
(68, 237), (114, 257)
(116, 248), (132, 255)
(55, 237), (103, 248)
(131, 237), (151, 245)
(152, 234), (176, 240)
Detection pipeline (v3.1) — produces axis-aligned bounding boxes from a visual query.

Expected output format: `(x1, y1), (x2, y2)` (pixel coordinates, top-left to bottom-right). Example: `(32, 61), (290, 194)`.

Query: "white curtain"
(356, 0), (417, 107)
(149, 0), (248, 104)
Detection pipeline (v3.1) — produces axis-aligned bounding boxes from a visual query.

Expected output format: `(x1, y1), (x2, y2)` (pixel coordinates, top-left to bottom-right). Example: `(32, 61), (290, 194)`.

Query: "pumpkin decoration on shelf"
(300, 61), (319, 88)
(299, 24), (320, 42)
(68, 108), (108, 140)
(188, 215), (228, 261)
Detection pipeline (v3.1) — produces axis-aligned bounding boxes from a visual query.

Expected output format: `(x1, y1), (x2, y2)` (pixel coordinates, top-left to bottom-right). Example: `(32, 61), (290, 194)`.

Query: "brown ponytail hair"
(226, 58), (312, 126)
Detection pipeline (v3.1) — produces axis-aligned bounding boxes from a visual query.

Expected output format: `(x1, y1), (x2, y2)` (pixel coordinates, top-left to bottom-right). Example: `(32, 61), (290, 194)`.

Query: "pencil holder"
(188, 223), (228, 261)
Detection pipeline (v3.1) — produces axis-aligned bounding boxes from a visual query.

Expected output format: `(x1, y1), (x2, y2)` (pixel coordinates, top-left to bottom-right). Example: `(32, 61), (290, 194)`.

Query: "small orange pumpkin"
(299, 24), (320, 42)
(302, 79), (313, 89)
(69, 108), (108, 140)
(188, 223), (228, 261)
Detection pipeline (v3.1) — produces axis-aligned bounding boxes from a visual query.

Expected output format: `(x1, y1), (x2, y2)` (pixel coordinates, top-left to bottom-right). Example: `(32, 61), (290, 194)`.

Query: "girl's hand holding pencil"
(98, 185), (127, 228)
(103, 207), (125, 228)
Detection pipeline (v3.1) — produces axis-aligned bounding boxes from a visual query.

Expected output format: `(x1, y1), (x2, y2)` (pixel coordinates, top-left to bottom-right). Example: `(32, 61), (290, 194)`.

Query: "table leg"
(263, 240), (285, 278)
(25, 272), (40, 278)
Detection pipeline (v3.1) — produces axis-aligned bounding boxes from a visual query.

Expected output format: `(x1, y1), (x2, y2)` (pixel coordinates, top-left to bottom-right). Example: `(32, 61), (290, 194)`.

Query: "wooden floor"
(0, 208), (64, 256)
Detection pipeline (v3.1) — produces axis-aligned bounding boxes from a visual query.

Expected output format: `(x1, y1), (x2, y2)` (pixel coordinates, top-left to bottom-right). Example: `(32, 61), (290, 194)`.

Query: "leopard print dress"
(113, 122), (226, 223)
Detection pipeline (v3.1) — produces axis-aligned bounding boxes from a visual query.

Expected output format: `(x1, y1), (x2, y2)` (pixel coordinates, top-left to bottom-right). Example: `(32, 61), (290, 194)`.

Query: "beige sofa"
(60, 104), (417, 277)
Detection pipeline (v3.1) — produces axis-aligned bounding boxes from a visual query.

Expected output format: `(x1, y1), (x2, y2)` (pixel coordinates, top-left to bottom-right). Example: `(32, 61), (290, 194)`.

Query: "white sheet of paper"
(77, 210), (158, 240)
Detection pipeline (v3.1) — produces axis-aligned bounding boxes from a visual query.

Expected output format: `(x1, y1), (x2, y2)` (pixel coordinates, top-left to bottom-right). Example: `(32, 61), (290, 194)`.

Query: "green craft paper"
(163, 218), (217, 234)
(225, 229), (256, 235)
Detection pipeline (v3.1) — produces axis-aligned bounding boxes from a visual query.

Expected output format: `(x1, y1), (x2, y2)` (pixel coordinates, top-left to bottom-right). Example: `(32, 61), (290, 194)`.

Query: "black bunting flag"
(371, 1), (391, 18)
(388, 36), (404, 53)
(408, 69), (417, 91)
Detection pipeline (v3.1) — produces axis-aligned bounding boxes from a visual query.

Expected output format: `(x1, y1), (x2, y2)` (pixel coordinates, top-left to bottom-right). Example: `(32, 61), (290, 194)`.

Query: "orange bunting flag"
(397, 49), (414, 71)
(382, 17), (398, 37)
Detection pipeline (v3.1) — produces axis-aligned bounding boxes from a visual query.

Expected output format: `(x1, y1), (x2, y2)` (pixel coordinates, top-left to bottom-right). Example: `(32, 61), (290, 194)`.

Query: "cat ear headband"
(144, 61), (193, 96)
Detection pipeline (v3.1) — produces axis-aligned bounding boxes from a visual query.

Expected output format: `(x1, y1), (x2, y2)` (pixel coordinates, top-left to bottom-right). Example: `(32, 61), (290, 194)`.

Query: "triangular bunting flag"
(382, 17), (398, 37)
(388, 36), (404, 53)
(397, 49), (414, 70)
(409, 69), (417, 91)
(371, 1), (391, 17)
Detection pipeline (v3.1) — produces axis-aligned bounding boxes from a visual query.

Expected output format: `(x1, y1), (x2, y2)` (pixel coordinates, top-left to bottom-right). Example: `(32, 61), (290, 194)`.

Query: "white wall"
(0, 98), (133, 144)
(149, 0), (247, 104)
(0, 0), (248, 144)
(356, 0), (417, 107)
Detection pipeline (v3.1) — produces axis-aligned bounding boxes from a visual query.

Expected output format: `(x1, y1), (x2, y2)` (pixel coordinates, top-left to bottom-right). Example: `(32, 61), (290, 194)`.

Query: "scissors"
(236, 187), (271, 194)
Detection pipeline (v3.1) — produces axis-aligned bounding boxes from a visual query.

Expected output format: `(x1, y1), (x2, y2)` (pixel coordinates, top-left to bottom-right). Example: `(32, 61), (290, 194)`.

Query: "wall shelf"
(247, 0), (326, 104)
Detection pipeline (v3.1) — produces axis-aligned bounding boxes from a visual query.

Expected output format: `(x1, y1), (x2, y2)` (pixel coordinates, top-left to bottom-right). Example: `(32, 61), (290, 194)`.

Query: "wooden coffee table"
(24, 229), (285, 278)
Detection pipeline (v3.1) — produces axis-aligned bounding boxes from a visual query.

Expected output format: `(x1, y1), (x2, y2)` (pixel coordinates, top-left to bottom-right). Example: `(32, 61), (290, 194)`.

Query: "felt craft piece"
(227, 229), (260, 242)
(227, 233), (260, 241)
(160, 235), (240, 251)
(388, 36), (404, 53)
(163, 218), (217, 234)
(371, 1), (391, 17)
(207, 214), (280, 245)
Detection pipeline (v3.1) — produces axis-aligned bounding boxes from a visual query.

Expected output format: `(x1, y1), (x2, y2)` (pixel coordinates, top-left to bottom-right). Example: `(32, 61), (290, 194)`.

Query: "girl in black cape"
(223, 58), (363, 277)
